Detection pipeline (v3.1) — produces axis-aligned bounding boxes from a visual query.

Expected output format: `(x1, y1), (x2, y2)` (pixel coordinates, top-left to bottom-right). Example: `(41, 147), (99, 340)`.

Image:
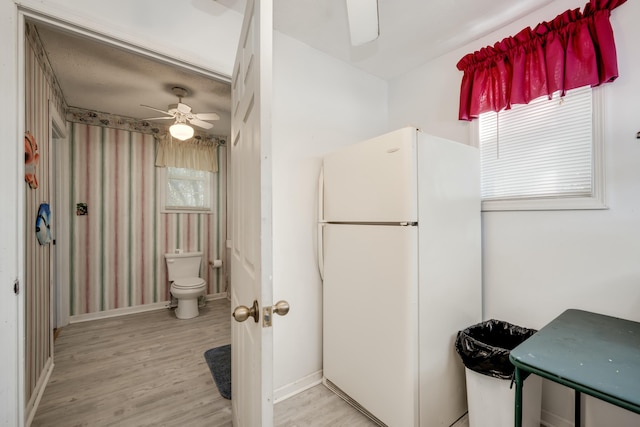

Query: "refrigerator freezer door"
(323, 223), (419, 426)
(323, 127), (418, 223)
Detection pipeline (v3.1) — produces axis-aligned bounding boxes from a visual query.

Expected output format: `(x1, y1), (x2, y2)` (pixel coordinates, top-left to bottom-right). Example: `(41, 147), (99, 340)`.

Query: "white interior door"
(230, 0), (274, 425)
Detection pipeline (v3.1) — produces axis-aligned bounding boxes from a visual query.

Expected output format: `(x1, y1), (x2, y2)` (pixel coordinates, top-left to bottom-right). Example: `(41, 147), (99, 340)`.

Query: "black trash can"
(455, 319), (541, 427)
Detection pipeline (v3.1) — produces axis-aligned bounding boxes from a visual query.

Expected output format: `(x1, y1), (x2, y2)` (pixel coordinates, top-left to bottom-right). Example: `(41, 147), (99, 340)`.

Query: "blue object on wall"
(36, 203), (52, 245)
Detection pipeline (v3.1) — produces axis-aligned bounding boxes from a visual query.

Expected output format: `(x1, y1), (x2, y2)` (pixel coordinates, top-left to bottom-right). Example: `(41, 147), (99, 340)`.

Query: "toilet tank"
(165, 252), (203, 281)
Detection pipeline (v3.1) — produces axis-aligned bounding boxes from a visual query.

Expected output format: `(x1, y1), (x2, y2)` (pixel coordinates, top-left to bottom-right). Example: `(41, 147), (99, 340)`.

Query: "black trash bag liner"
(455, 319), (537, 380)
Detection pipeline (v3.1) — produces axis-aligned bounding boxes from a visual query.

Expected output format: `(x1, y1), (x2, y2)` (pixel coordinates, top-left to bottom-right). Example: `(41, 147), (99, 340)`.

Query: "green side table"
(510, 309), (640, 427)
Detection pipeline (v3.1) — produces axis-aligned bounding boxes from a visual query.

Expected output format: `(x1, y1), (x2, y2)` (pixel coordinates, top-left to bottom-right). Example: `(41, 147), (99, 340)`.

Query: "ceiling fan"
(141, 86), (219, 140)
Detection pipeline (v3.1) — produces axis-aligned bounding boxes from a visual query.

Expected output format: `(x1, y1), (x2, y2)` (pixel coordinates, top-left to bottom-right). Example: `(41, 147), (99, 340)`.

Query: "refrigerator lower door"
(323, 223), (418, 427)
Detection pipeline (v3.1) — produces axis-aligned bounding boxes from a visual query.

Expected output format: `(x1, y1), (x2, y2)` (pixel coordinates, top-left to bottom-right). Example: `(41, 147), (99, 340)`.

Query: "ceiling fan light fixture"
(345, 0), (380, 46)
(170, 122), (194, 140)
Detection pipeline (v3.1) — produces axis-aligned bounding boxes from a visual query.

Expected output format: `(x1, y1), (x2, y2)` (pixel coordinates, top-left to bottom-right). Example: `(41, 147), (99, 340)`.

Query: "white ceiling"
(273, 0), (555, 80)
(36, 23), (233, 138)
(34, 0), (556, 137)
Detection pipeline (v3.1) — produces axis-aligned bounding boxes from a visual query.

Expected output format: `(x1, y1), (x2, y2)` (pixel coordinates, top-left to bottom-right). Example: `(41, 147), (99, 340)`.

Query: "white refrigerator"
(320, 127), (481, 427)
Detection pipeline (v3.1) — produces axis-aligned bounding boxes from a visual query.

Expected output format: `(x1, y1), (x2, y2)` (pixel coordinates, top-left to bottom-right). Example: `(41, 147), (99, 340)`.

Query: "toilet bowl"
(165, 252), (207, 319)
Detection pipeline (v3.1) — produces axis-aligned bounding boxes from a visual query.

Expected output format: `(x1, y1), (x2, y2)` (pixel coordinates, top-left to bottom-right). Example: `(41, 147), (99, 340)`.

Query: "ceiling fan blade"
(194, 112), (220, 121)
(346, 0), (380, 46)
(189, 118), (214, 129)
(140, 105), (174, 116)
(177, 102), (192, 114)
(141, 116), (175, 121)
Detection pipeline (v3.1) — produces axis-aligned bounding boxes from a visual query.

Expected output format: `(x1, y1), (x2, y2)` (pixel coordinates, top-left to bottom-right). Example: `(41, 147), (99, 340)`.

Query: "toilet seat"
(172, 277), (205, 290)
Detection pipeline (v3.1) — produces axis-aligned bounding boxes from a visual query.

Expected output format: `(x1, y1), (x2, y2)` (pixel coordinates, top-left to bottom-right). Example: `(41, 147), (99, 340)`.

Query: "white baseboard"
(70, 301), (171, 323)
(541, 409), (573, 427)
(273, 370), (323, 404)
(25, 357), (54, 427)
(70, 293), (227, 323)
(206, 293), (227, 302)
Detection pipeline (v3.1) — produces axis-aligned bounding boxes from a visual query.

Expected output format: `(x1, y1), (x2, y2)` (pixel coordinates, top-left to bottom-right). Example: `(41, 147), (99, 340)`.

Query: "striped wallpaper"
(62, 124), (228, 316)
(24, 25), (66, 414)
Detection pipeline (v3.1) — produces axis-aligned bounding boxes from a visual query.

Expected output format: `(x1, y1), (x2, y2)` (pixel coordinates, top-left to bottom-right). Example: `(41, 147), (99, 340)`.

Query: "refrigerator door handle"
(318, 167), (325, 281)
(318, 222), (325, 281)
(318, 167), (324, 222)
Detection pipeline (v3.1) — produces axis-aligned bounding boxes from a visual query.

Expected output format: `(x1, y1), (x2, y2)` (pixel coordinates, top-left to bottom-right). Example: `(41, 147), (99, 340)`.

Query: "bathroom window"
(162, 167), (213, 213)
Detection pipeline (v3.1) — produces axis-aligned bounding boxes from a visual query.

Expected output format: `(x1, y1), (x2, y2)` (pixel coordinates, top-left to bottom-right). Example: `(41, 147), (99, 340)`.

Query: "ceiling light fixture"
(345, 0), (380, 46)
(170, 121), (194, 140)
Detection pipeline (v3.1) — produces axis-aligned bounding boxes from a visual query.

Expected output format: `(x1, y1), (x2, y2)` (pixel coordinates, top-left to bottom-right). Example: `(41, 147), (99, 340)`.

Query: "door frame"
(11, 6), (235, 425)
(49, 100), (67, 331)
(1, 1), (25, 425)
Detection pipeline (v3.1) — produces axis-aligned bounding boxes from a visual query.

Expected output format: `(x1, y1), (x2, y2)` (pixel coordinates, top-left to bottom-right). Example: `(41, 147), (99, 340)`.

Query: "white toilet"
(165, 251), (207, 319)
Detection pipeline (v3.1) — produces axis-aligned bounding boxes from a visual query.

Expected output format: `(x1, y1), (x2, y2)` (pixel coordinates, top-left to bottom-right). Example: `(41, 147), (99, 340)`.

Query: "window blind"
(479, 86), (593, 201)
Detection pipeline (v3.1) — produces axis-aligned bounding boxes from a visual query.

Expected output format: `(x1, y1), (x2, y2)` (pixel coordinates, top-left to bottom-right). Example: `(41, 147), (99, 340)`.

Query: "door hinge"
(14, 280), (19, 295)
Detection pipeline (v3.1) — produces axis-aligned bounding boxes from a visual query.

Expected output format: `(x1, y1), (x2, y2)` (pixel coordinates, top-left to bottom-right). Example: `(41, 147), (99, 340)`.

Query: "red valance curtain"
(457, 0), (626, 121)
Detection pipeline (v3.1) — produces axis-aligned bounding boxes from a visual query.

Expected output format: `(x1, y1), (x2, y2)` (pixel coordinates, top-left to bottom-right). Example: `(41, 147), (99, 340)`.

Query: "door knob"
(263, 300), (290, 327)
(233, 300), (259, 323)
(273, 300), (290, 316)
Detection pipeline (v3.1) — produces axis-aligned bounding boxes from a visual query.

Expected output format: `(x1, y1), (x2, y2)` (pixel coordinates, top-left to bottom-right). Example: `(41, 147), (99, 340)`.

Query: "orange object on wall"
(25, 131), (39, 189)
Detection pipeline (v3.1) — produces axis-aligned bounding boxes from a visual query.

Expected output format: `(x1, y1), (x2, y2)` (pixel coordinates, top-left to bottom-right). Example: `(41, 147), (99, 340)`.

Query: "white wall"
(388, 1), (640, 426)
(271, 31), (388, 396)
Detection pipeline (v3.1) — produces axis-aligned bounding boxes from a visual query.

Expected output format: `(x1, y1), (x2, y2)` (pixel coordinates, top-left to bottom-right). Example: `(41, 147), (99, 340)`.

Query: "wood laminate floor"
(32, 298), (377, 426)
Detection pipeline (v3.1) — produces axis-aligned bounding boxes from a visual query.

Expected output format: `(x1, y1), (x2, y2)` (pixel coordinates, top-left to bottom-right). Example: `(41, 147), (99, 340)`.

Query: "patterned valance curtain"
(456, 0), (626, 121)
(155, 133), (219, 172)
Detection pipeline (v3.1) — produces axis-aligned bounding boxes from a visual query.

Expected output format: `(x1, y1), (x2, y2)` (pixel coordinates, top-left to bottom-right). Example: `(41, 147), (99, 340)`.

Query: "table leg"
(514, 367), (523, 427)
(575, 390), (581, 427)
